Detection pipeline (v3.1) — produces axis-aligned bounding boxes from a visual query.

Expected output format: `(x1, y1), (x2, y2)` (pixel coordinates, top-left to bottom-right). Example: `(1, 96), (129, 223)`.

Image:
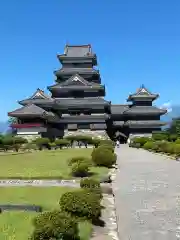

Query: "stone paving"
(113, 144), (180, 240)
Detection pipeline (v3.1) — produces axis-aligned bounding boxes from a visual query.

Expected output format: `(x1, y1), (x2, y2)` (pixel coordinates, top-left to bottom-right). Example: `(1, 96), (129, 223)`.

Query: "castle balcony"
(54, 97), (110, 110)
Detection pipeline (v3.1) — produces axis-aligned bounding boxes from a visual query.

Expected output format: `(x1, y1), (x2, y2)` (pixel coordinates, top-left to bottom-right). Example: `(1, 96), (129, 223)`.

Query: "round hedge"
(91, 147), (117, 167)
(60, 190), (101, 220)
(97, 144), (114, 153)
(68, 156), (92, 166)
(71, 162), (89, 177)
(31, 210), (79, 240)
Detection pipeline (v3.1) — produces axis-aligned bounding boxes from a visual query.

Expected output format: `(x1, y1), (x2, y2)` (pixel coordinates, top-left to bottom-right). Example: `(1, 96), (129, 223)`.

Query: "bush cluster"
(0, 136), (27, 152)
(31, 210), (79, 240)
(91, 145), (117, 168)
(30, 137), (114, 239)
(60, 189), (102, 221)
(131, 136), (180, 157)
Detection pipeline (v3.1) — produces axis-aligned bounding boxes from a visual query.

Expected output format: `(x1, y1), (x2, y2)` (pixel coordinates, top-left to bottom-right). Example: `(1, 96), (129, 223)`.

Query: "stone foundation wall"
(64, 129), (110, 140)
(129, 133), (152, 140)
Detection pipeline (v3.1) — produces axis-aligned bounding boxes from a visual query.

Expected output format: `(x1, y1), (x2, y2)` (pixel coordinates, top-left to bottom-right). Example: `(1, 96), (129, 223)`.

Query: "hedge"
(31, 210), (79, 240)
(60, 190), (102, 220)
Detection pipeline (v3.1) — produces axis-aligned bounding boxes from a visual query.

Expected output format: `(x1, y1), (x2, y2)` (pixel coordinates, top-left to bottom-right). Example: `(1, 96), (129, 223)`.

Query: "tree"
(8, 117), (18, 124)
(167, 117), (180, 136)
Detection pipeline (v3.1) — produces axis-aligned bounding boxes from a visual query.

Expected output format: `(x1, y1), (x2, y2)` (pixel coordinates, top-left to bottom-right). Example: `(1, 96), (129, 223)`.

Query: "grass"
(0, 186), (72, 210)
(0, 148), (108, 179)
(0, 187), (92, 240)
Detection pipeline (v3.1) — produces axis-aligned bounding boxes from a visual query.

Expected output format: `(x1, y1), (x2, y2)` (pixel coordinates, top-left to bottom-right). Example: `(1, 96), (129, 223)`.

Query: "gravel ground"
(113, 144), (180, 240)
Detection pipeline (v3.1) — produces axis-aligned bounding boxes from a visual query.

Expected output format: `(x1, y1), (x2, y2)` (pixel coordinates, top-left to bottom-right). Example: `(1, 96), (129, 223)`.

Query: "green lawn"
(0, 187), (92, 240)
(0, 148), (108, 179)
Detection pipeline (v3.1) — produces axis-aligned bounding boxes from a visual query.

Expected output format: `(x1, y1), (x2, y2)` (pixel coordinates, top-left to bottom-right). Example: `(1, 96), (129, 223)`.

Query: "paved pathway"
(113, 144), (180, 240)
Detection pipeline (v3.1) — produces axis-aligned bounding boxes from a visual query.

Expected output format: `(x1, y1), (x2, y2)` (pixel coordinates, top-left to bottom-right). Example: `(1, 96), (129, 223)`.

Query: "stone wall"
(64, 129), (110, 140)
(129, 133), (152, 140)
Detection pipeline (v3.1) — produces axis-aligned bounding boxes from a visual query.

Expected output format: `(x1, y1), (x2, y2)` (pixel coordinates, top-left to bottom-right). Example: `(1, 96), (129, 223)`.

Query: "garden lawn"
(0, 148), (108, 179)
(0, 187), (92, 240)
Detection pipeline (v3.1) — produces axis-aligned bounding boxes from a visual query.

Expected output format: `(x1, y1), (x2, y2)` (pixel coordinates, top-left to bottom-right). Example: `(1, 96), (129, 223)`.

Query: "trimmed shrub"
(97, 144), (114, 153)
(60, 190), (102, 221)
(168, 134), (178, 142)
(71, 162), (89, 177)
(133, 137), (150, 147)
(65, 135), (93, 145)
(92, 147), (117, 167)
(164, 142), (175, 154)
(80, 178), (101, 189)
(173, 144), (180, 156)
(68, 156), (92, 166)
(143, 141), (154, 150)
(55, 139), (70, 149)
(152, 133), (168, 141)
(31, 210), (79, 240)
(175, 139), (180, 144)
(34, 138), (50, 150)
(99, 139), (114, 147)
(80, 178), (102, 199)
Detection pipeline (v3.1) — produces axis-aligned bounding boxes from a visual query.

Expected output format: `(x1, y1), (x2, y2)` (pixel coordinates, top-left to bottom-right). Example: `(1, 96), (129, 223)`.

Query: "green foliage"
(129, 142), (141, 148)
(99, 139), (114, 147)
(152, 133), (168, 141)
(143, 141), (154, 150)
(80, 178), (101, 189)
(55, 139), (70, 148)
(8, 117), (18, 124)
(0, 136), (27, 151)
(34, 138), (50, 150)
(68, 156), (92, 166)
(173, 144), (180, 156)
(175, 139), (180, 144)
(168, 134), (178, 142)
(91, 147), (117, 167)
(167, 118), (180, 136)
(80, 178), (102, 199)
(65, 135), (93, 144)
(97, 144), (114, 153)
(60, 190), (101, 220)
(133, 137), (150, 147)
(31, 210), (79, 240)
(71, 162), (89, 177)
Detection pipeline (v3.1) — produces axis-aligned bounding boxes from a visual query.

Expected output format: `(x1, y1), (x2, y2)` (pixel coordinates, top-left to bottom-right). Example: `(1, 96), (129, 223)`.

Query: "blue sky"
(0, 0), (180, 120)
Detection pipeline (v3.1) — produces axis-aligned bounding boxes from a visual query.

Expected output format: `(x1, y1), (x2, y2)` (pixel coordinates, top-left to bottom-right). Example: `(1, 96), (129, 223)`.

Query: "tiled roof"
(19, 89), (53, 106)
(125, 106), (167, 115)
(54, 67), (99, 76)
(125, 120), (167, 126)
(48, 74), (102, 90)
(19, 98), (54, 106)
(127, 85), (159, 101)
(111, 105), (129, 114)
(8, 104), (49, 118)
(63, 45), (93, 57)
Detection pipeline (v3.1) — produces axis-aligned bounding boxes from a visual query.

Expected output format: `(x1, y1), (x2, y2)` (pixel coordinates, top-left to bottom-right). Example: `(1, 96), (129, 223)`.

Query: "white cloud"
(160, 102), (172, 113)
